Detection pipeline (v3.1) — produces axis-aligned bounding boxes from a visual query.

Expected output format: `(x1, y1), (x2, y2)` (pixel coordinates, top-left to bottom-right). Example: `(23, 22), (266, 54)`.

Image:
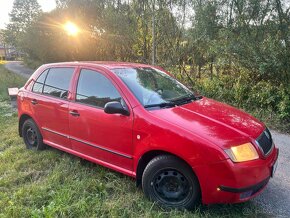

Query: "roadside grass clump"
(0, 65), (271, 217)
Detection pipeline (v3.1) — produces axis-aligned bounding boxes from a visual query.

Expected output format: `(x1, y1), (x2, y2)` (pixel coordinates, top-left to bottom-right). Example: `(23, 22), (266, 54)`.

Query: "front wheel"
(142, 155), (201, 210)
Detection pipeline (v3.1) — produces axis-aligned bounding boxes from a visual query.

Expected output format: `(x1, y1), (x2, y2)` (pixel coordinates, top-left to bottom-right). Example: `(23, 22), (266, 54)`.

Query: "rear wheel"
(142, 155), (201, 210)
(22, 119), (46, 150)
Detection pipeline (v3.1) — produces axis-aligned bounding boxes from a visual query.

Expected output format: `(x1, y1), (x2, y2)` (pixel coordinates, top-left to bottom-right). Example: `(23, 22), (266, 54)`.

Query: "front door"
(69, 68), (133, 172)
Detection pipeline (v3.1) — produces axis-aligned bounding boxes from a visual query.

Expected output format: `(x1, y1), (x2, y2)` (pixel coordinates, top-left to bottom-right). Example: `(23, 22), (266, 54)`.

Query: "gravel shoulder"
(4, 61), (290, 217)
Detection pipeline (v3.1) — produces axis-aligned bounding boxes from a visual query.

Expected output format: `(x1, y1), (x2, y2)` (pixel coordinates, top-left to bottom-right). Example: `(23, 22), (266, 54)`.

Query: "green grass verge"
(0, 64), (268, 217)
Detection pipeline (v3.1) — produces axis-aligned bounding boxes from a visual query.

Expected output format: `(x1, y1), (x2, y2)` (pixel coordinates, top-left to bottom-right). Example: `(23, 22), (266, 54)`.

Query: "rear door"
(29, 67), (75, 148)
(69, 68), (134, 173)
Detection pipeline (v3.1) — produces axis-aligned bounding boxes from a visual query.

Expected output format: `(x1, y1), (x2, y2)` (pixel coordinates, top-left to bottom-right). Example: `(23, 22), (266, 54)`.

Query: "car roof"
(42, 61), (154, 70)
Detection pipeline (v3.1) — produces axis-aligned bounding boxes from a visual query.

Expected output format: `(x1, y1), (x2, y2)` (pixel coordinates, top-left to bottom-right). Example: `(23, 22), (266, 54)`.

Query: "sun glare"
(64, 21), (79, 36)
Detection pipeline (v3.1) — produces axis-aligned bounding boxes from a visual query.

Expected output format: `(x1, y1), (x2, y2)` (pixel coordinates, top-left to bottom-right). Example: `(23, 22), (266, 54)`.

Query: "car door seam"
(42, 127), (133, 159)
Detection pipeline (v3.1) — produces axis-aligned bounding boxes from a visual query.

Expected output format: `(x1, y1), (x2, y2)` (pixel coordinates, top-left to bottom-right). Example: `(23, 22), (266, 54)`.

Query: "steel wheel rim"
(152, 169), (192, 205)
(25, 126), (37, 146)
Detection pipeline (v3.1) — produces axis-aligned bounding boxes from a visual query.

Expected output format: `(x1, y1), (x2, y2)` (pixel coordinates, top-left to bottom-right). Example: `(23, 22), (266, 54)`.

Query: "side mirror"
(104, 101), (129, 116)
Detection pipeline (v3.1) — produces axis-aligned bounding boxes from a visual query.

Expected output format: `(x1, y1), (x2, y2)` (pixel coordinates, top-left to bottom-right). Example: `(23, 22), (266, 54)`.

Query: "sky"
(0, 0), (56, 29)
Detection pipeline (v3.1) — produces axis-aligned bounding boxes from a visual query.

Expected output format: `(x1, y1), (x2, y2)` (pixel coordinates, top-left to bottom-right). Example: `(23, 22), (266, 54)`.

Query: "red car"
(17, 62), (278, 209)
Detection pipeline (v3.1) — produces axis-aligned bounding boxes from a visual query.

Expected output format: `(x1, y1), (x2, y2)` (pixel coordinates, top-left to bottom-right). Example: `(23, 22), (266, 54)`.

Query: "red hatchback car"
(17, 62), (278, 209)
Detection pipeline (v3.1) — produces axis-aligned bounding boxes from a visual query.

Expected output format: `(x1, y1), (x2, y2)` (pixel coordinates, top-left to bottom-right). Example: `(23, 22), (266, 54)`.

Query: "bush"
(247, 81), (280, 112)
(277, 87), (290, 121)
(175, 72), (290, 130)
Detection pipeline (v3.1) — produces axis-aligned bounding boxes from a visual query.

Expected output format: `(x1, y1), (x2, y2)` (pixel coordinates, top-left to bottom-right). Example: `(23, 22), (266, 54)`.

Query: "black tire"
(142, 155), (201, 210)
(22, 119), (46, 150)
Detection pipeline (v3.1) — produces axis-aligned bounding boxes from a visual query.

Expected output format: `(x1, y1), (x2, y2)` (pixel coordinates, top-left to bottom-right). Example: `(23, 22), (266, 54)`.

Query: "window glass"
(43, 68), (74, 99)
(32, 69), (48, 93)
(112, 67), (193, 107)
(76, 69), (121, 108)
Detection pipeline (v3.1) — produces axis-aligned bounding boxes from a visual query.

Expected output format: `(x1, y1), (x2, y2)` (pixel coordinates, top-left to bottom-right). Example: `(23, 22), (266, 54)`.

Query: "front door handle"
(69, 110), (80, 117)
(31, 99), (38, 105)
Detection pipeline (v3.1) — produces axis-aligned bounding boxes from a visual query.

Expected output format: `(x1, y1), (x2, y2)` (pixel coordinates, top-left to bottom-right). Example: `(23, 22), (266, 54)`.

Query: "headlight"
(225, 142), (259, 163)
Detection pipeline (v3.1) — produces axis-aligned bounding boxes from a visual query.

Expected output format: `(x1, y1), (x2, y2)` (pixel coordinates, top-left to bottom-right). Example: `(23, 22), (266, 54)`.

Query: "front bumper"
(194, 146), (279, 204)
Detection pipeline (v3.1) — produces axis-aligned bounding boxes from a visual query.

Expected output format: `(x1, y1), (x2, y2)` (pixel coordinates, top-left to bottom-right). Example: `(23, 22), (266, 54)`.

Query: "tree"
(188, 0), (220, 78)
(4, 0), (41, 48)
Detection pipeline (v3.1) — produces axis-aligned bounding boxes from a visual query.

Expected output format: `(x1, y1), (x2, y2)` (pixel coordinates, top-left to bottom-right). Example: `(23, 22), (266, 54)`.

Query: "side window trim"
(32, 69), (49, 94)
(42, 68), (49, 93)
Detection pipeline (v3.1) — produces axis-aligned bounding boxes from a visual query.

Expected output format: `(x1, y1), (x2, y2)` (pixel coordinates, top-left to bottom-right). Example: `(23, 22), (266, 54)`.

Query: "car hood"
(149, 97), (265, 149)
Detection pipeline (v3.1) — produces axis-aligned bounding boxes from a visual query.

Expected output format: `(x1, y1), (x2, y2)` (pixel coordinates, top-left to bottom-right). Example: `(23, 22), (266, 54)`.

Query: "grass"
(0, 64), (271, 217)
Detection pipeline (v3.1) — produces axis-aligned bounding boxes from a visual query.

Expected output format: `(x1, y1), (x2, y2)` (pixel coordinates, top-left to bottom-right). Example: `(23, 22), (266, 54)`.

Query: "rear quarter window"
(32, 69), (49, 93)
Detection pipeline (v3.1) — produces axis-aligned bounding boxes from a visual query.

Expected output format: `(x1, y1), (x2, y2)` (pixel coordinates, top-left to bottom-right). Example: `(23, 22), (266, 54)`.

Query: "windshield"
(112, 67), (195, 108)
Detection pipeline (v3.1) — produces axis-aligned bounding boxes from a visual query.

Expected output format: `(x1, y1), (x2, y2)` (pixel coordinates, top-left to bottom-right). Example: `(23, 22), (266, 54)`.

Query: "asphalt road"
(253, 131), (290, 217)
(4, 61), (34, 78)
(4, 61), (290, 217)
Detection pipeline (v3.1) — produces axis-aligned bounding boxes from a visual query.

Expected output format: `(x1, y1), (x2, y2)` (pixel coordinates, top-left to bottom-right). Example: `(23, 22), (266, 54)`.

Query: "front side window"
(112, 67), (194, 108)
(32, 69), (48, 93)
(76, 69), (121, 108)
(43, 68), (74, 99)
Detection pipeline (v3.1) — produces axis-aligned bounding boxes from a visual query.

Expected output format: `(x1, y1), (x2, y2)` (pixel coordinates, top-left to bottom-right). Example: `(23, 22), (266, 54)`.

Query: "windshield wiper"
(171, 94), (196, 105)
(144, 94), (202, 109)
(144, 102), (176, 109)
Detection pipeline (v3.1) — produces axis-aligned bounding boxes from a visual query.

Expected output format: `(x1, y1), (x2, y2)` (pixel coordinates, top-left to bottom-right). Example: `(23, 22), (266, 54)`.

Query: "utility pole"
(152, 0), (156, 65)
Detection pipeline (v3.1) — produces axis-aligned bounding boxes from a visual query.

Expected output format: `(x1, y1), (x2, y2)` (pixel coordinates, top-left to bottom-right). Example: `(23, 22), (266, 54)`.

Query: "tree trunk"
(152, 0), (156, 65)
(210, 56), (214, 79)
(198, 64), (201, 79)
(275, 0), (289, 50)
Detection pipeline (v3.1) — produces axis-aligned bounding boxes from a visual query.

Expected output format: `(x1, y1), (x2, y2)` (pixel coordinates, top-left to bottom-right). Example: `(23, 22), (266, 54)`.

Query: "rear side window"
(32, 69), (48, 93)
(43, 68), (74, 99)
(76, 69), (121, 108)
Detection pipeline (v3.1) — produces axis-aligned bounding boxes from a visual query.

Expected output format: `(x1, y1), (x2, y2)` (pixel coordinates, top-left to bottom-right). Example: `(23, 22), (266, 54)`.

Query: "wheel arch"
(19, 114), (33, 137)
(136, 150), (200, 189)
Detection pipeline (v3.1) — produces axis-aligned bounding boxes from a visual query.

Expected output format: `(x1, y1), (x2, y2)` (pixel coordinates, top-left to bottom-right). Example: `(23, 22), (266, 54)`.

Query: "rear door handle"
(31, 99), (38, 105)
(69, 110), (80, 117)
